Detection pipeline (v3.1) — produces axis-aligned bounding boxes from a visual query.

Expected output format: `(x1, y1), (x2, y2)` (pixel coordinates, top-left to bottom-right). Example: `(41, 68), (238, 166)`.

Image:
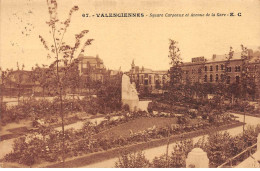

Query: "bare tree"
(39, 0), (93, 165)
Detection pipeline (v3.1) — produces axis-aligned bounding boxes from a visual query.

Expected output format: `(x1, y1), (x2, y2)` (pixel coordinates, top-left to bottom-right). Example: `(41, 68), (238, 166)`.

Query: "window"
(221, 74), (224, 82)
(237, 66), (240, 72)
(149, 75), (152, 84)
(204, 75), (207, 82)
(210, 74), (213, 82)
(216, 74), (219, 82)
(205, 66), (207, 71)
(226, 76), (230, 84)
(236, 76), (240, 84)
(221, 64), (224, 70)
(210, 66), (213, 71)
(198, 68), (202, 74)
(216, 65), (219, 71)
(226, 67), (231, 72)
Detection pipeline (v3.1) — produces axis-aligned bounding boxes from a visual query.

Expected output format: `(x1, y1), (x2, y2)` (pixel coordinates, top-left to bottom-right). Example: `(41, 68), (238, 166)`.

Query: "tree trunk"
(166, 131), (170, 167)
(59, 86), (65, 166)
(17, 86), (20, 105)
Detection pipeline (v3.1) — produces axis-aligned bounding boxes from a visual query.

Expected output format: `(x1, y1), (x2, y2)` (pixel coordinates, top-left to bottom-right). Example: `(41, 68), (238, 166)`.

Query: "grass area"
(94, 117), (200, 139)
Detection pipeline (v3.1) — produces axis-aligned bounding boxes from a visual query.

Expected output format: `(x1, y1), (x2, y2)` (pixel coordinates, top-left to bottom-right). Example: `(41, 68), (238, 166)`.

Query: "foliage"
(204, 132), (233, 167)
(38, 0), (94, 164)
(96, 75), (122, 113)
(115, 151), (151, 168)
(202, 124), (260, 167)
(3, 112), (217, 166)
(0, 96), (121, 125)
(177, 115), (190, 125)
(114, 125), (260, 168)
(168, 39), (182, 85)
(115, 139), (193, 168)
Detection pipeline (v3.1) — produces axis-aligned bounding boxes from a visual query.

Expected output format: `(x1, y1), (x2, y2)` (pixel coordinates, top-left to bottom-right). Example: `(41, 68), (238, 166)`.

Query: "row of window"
(185, 65), (242, 74)
(132, 74), (166, 85)
(204, 74), (240, 84)
(82, 62), (103, 69)
(204, 65), (241, 72)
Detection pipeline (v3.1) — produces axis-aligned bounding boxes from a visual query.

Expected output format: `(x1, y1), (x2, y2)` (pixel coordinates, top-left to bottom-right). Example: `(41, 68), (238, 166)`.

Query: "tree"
(241, 45), (250, 99)
(0, 68), (11, 109)
(168, 39), (183, 86)
(16, 62), (25, 105)
(97, 73), (122, 113)
(167, 39), (183, 102)
(63, 60), (81, 99)
(33, 64), (55, 97)
(39, 0), (93, 165)
(204, 132), (233, 167)
(224, 47), (234, 102)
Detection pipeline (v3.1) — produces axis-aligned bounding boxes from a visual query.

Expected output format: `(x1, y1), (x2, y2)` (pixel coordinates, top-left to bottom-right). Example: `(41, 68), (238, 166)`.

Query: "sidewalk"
(235, 152), (260, 168)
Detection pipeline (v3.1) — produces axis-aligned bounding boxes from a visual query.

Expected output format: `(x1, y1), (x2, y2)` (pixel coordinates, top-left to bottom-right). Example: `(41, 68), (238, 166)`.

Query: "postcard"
(0, 0), (260, 168)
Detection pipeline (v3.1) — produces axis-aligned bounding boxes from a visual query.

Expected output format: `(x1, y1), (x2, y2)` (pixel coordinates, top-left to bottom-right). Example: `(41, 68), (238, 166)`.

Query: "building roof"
(131, 60), (168, 74)
(209, 52), (242, 62)
(78, 54), (104, 64)
(6, 70), (35, 86)
(184, 50), (260, 65)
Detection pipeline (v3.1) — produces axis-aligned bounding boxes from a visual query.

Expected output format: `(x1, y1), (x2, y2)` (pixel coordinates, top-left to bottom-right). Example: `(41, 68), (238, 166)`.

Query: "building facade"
(181, 50), (260, 87)
(128, 49), (259, 96)
(78, 54), (107, 83)
(127, 60), (169, 94)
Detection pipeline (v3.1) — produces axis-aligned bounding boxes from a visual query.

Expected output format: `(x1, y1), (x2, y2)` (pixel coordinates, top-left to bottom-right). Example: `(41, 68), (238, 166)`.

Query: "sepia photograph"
(0, 0), (260, 168)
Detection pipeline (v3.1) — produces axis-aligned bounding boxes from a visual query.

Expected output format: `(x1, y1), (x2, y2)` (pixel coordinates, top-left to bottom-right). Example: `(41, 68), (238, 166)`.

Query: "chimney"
(212, 54), (216, 60)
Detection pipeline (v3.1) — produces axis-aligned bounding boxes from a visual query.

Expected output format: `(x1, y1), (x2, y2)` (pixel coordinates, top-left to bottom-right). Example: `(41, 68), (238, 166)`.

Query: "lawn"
(94, 117), (201, 139)
(94, 117), (176, 139)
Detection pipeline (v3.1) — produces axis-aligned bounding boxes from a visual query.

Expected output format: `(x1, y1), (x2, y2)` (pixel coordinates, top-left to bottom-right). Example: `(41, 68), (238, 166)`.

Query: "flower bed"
(4, 111), (237, 166)
(1, 96), (121, 125)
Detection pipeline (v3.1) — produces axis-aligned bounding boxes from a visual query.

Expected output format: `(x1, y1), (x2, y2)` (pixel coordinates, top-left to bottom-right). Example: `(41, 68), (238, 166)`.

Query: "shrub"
(122, 104), (130, 112)
(152, 154), (168, 168)
(115, 151), (151, 168)
(177, 115), (190, 125)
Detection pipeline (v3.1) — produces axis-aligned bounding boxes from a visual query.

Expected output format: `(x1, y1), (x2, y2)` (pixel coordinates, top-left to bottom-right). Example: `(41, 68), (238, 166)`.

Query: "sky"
(1, 0), (260, 71)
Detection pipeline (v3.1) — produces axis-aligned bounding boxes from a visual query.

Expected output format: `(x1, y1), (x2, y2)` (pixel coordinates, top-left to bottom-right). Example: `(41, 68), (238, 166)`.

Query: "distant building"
(78, 54), (107, 83)
(127, 60), (169, 94)
(181, 50), (260, 86)
(2, 70), (35, 96)
(128, 49), (259, 96)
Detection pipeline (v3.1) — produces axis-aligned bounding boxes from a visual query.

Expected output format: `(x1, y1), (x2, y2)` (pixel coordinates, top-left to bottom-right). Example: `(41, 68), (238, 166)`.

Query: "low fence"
(217, 143), (257, 168)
